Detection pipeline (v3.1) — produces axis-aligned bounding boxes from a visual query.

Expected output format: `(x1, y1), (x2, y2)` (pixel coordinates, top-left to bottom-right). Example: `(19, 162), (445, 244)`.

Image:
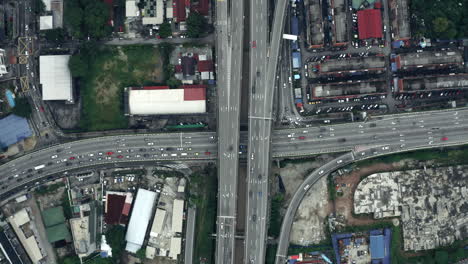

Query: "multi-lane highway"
(245, 0), (289, 262)
(215, 0), (245, 262)
(1, 108), (468, 194)
(0, 133), (217, 197)
(244, 0), (271, 262)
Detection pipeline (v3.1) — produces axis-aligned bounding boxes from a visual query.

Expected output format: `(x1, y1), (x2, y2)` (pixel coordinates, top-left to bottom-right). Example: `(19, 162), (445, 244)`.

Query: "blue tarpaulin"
(370, 235), (385, 259)
(0, 114), (32, 149)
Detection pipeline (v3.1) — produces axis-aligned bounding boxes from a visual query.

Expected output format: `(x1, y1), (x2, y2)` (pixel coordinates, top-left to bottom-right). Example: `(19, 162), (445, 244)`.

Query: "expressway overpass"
(244, 0), (295, 262)
(1, 108), (468, 197)
(215, 0), (244, 262)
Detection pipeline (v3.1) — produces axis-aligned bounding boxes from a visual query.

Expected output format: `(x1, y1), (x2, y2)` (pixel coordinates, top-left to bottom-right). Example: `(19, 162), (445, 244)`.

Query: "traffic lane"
(272, 126), (468, 155)
(1, 146), (218, 177)
(275, 110), (468, 137)
(273, 122), (468, 145)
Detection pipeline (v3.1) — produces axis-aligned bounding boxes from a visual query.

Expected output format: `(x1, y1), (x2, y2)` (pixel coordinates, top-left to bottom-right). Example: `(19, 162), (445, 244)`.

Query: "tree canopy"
(64, 0), (112, 39)
(12, 97), (32, 118)
(105, 225), (126, 262)
(159, 22), (172, 38)
(186, 12), (207, 38)
(410, 0), (468, 39)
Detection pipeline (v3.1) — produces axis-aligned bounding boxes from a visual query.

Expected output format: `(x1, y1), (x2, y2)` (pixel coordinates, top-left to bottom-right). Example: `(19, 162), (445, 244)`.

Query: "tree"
(34, 0), (46, 14)
(69, 54), (88, 78)
(435, 251), (449, 264)
(43, 28), (66, 44)
(433, 17), (449, 33)
(159, 22), (172, 38)
(167, 77), (181, 89)
(59, 255), (80, 264)
(83, 0), (112, 39)
(186, 12), (207, 38)
(12, 97), (32, 118)
(136, 247), (146, 259)
(105, 225), (126, 262)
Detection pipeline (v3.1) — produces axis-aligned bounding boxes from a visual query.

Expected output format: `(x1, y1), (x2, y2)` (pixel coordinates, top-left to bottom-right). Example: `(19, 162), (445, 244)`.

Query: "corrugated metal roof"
(39, 55), (73, 101)
(172, 199), (184, 233)
(291, 16), (299, 35)
(150, 209), (166, 237)
(174, 0), (186, 22)
(370, 235), (385, 259)
(169, 237), (182, 259)
(0, 114), (32, 149)
(105, 194), (126, 224)
(129, 89), (206, 115)
(357, 9), (383, 39)
(198, 60), (213, 72)
(125, 189), (157, 253)
(184, 88), (206, 101)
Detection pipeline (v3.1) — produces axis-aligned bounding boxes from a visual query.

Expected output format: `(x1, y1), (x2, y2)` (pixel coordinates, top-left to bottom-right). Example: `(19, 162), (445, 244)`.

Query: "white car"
(304, 184), (310, 191)
(147, 142), (154, 146)
(382, 146), (390, 150)
(51, 155), (58, 159)
(318, 170), (324, 175)
(336, 160), (343, 164)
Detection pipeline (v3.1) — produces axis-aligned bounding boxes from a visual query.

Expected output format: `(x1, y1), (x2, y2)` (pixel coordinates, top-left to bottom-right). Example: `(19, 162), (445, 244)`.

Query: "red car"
(117, 155), (123, 158)
(69, 157), (75, 160)
(106, 152), (114, 155)
(205, 152), (211, 155)
(298, 136), (306, 140)
(441, 137), (448, 141)
(39, 106), (45, 112)
(252, 41), (256, 48)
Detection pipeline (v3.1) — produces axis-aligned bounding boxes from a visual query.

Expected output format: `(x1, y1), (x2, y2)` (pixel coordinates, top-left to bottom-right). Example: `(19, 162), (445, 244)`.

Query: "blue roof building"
(0, 115), (32, 150)
(370, 235), (385, 259)
(291, 16), (299, 35)
(292, 52), (302, 69)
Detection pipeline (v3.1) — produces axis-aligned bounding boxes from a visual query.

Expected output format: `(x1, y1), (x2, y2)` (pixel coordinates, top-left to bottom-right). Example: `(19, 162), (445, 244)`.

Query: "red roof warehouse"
(357, 9), (383, 39)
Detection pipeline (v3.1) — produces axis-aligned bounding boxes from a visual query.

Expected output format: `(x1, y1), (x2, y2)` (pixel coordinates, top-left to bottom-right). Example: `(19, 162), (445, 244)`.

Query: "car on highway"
(336, 159), (343, 164)
(147, 142), (154, 146)
(304, 184), (310, 190)
(117, 155), (123, 158)
(106, 152), (114, 155)
(205, 152), (211, 156)
(51, 155), (58, 159)
(69, 157), (76, 160)
(318, 170), (324, 175)
(441, 137), (448, 141)
(298, 136), (306, 140)
(252, 41), (256, 48)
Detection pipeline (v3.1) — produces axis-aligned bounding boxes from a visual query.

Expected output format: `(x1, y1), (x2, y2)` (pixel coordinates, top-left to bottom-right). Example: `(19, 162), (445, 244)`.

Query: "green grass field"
(192, 165), (218, 264)
(80, 45), (163, 131)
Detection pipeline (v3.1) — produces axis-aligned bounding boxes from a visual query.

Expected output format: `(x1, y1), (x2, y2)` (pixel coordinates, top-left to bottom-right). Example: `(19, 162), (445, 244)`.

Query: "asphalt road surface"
(245, 0), (289, 262)
(215, 0), (245, 262)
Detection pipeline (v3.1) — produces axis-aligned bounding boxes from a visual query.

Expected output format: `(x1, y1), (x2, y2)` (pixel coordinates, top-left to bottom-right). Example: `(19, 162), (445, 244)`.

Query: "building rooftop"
(127, 87), (206, 115)
(357, 9), (383, 39)
(0, 115), (32, 150)
(172, 199), (184, 233)
(125, 189), (157, 253)
(39, 55), (73, 102)
(370, 235), (385, 259)
(39, 16), (53, 30)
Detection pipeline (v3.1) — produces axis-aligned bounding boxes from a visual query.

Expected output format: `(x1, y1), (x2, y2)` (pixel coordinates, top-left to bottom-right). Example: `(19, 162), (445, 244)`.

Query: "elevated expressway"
(1, 109), (467, 197)
(214, 0), (245, 262)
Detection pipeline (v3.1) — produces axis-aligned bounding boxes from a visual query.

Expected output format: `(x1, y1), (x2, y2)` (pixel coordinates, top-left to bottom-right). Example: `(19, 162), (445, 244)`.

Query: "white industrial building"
(172, 199), (184, 233)
(125, 189), (157, 253)
(169, 237), (182, 260)
(8, 209), (44, 263)
(150, 208), (166, 238)
(39, 16), (53, 30)
(126, 0), (139, 17)
(126, 87), (206, 115)
(39, 55), (73, 102)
